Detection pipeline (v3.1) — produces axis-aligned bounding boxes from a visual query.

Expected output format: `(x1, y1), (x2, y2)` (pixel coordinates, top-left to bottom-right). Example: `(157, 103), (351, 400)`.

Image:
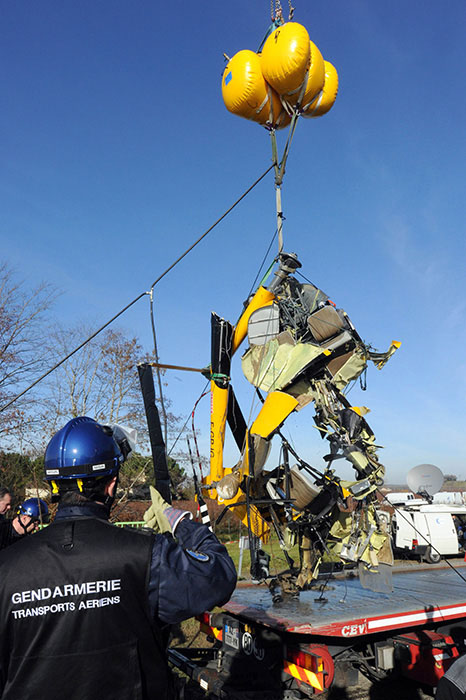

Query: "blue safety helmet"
(17, 498), (50, 523)
(44, 416), (125, 481)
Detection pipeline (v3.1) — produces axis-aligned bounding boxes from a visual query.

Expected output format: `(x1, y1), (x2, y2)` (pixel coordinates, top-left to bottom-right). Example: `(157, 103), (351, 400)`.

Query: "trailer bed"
(224, 564), (466, 638)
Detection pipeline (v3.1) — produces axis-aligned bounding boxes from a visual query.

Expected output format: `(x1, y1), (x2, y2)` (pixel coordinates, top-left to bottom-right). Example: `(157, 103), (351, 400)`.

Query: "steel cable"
(0, 163), (275, 414)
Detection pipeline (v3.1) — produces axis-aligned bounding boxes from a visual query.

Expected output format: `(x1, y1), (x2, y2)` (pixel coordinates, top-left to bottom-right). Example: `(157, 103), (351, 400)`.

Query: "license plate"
(223, 617), (265, 661)
(224, 620), (240, 650)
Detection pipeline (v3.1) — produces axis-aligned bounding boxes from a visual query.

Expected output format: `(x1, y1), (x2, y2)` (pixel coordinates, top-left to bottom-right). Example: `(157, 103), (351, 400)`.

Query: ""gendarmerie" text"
(11, 579), (121, 605)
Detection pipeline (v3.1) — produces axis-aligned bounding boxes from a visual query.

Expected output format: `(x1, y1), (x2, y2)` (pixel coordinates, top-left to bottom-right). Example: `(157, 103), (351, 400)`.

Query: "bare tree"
(42, 324), (106, 432)
(42, 325), (179, 448)
(0, 263), (56, 446)
(98, 330), (147, 425)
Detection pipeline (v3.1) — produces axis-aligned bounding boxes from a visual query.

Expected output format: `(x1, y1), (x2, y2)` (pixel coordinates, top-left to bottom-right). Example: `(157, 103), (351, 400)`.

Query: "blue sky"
(1, 1), (465, 483)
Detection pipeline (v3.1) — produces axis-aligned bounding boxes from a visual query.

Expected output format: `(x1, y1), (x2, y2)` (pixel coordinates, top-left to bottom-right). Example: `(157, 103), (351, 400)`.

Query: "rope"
(166, 382), (209, 459)
(146, 163), (275, 293)
(0, 164), (275, 415)
(191, 387), (210, 481)
(276, 111), (300, 185)
(270, 0), (293, 24)
(247, 241), (277, 298)
(258, 22), (280, 53)
(295, 269), (325, 292)
(187, 435), (212, 531)
(245, 230), (278, 310)
(271, 0), (284, 23)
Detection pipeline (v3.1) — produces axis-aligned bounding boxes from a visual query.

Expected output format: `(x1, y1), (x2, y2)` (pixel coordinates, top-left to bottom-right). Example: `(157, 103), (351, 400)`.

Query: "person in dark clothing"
(437, 654), (466, 698)
(0, 416), (237, 700)
(0, 498), (49, 550)
(453, 516), (466, 552)
(0, 488), (12, 521)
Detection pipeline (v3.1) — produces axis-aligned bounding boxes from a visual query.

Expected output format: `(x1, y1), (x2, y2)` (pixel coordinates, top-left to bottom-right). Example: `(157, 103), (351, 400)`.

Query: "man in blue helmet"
(0, 497), (49, 550)
(0, 416), (237, 700)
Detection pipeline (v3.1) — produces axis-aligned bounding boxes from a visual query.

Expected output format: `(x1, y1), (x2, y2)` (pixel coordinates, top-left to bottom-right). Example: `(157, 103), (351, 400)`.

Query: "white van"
(385, 492), (424, 507)
(391, 504), (466, 563)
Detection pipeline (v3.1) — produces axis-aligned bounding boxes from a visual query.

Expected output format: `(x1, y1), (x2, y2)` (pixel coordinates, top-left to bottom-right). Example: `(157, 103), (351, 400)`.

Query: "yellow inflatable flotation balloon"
(300, 41), (325, 111)
(260, 22), (310, 104)
(222, 50), (289, 128)
(302, 60), (338, 118)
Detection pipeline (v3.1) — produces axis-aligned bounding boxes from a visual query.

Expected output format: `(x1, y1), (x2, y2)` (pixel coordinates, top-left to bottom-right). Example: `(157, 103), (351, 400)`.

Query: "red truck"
(169, 562), (466, 697)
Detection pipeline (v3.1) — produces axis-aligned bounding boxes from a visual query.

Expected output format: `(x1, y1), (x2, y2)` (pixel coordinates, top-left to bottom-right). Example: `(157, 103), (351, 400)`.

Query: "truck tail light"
(286, 647), (321, 672)
(412, 539), (418, 549)
(196, 612), (223, 641)
(284, 644), (334, 692)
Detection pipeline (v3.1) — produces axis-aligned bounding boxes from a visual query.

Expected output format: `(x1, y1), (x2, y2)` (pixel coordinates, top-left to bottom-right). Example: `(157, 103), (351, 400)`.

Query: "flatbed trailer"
(169, 562), (466, 698)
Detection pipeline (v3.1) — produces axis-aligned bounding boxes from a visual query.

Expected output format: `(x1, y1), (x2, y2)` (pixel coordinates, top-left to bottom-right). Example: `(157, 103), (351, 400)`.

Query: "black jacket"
(437, 654), (466, 699)
(0, 502), (237, 700)
(0, 521), (20, 551)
